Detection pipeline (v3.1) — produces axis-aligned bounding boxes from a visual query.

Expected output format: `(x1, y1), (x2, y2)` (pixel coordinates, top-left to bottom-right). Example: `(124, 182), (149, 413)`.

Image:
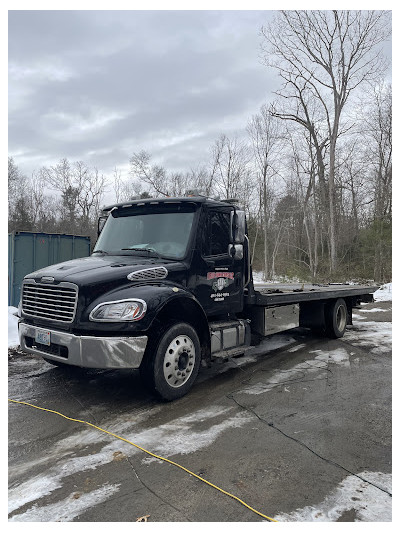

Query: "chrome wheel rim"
(163, 335), (195, 388)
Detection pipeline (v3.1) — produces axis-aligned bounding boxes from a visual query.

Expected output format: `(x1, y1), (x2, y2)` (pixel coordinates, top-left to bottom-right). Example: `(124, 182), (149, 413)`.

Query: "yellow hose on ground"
(8, 398), (277, 522)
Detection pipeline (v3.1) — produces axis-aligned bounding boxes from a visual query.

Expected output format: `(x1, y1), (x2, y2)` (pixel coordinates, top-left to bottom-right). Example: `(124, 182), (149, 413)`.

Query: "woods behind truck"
(18, 194), (377, 400)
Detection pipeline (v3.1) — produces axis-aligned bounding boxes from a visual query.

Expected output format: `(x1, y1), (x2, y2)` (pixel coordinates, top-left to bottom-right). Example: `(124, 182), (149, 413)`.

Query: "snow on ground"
(344, 321), (392, 356)
(252, 271), (301, 284)
(240, 346), (351, 396)
(252, 271), (265, 284)
(373, 283), (392, 302)
(358, 308), (389, 313)
(8, 307), (19, 349)
(9, 484), (121, 522)
(273, 471), (392, 522)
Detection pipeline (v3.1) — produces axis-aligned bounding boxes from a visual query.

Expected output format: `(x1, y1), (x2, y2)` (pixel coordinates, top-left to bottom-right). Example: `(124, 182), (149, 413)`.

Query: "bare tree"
(262, 10), (391, 273)
(113, 166), (124, 203)
(366, 83), (392, 280)
(8, 157), (21, 203)
(287, 131), (321, 279)
(40, 158), (106, 236)
(129, 151), (168, 197)
(247, 104), (282, 279)
(8, 157), (34, 232)
(210, 134), (253, 202)
(77, 166), (106, 233)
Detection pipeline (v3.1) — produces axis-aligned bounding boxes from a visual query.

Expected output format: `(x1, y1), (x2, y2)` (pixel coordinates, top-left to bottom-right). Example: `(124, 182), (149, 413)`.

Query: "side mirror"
(230, 210), (246, 244)
(97, 215), (108, 236)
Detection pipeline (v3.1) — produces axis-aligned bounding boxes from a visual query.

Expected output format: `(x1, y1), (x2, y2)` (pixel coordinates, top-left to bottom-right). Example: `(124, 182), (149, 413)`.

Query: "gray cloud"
(9, 10), (277, 179)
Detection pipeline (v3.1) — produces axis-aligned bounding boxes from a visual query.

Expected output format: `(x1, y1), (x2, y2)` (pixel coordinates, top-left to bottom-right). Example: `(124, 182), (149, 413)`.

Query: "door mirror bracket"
(230, 210), (246, 244)
(228, 244), (243, 260)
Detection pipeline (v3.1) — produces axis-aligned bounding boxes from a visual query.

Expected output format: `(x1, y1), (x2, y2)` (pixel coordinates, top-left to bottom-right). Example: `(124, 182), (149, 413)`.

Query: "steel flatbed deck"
(252, 283), (378, 307)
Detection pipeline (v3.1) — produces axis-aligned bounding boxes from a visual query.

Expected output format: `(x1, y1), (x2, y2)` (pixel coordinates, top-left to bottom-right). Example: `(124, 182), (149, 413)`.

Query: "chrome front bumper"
(18, 322), (148, 369)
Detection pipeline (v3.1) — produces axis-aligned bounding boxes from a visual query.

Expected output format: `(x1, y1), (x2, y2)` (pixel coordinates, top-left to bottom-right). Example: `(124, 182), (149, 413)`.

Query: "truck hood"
(24, 254), (184, 286)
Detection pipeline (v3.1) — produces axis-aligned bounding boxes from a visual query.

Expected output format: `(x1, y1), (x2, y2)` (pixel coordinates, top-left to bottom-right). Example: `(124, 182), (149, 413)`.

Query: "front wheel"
(140, 322), (201, 401)
(325, 298), (348, 338)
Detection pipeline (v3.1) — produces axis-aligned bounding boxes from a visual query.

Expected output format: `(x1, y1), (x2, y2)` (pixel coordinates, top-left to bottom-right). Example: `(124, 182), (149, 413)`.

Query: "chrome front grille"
(22, 282), (78, 323)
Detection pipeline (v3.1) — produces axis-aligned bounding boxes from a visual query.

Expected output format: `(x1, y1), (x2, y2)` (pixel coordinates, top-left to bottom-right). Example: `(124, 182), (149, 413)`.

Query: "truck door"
(194, 207), (244, 316)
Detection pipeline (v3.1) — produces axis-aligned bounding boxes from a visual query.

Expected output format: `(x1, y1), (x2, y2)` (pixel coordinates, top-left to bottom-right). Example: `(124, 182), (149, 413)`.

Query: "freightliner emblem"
(41, 276), (55, 283)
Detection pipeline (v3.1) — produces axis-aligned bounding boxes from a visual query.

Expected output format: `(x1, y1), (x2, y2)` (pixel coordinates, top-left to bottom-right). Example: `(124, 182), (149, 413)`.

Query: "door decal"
(207, 272), (234, 301)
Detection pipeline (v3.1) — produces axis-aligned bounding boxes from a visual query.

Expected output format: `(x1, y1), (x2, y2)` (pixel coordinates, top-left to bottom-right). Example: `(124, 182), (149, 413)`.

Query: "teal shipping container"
(8, 232), (91, 308)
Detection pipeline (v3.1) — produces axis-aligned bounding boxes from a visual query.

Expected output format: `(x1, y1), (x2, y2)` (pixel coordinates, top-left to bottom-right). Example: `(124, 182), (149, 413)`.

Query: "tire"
(324, 298), (348, 338)
(140, 322), (201, 401)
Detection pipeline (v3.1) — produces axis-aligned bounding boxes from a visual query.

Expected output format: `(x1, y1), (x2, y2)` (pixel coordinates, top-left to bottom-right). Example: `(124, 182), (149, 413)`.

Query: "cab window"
(202, 210), (231, 256)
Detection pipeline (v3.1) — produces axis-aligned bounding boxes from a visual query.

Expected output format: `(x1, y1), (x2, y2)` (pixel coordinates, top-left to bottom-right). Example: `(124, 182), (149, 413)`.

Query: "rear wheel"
(325, 298), (348, 338)
(140, 322), (201, 401)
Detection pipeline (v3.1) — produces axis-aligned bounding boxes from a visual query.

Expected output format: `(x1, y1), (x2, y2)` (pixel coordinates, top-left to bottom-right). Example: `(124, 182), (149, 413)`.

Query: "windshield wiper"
(92, 250), (109, 255)
(120, 247), (160, 257)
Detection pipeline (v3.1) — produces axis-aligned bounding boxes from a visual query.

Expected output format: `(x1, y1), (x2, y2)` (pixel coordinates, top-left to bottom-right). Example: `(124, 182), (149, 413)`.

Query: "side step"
(209, 319), (251, 359)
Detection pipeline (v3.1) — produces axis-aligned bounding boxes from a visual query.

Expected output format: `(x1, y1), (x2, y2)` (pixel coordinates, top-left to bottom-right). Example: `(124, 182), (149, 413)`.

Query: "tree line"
(8, 10), (392, 283)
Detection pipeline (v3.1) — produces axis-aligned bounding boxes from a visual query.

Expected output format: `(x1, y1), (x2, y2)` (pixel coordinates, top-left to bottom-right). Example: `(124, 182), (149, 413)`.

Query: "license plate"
(35, 329), (51, 346)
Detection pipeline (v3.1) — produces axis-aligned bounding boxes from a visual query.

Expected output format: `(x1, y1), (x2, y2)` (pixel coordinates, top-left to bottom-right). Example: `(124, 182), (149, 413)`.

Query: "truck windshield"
(93, 207), (196, 260)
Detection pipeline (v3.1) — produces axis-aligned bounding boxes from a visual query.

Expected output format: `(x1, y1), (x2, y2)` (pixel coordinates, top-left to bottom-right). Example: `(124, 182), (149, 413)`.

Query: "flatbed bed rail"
(253, 283), (378, 307)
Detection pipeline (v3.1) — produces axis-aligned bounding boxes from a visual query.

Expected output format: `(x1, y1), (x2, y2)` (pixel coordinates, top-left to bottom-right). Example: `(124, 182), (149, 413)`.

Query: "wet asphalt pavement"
(8, 301), (392, 522)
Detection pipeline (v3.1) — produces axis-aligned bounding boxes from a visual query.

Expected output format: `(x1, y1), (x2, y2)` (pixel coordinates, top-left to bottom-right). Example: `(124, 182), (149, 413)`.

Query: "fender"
(79, 282), (209, 339)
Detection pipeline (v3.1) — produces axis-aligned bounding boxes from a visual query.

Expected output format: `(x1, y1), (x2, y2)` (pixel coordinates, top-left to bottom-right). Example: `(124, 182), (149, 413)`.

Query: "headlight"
(89, 299), (147, 322)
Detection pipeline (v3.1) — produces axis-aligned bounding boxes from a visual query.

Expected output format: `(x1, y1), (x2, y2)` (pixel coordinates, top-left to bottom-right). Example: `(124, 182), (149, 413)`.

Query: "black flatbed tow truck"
(18, 195), (377, 400)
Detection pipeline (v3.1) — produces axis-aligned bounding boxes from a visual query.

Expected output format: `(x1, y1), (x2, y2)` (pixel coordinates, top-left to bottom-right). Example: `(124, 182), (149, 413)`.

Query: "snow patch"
(310, 347), (350, 368)
(9, 484), (120, 522)
(252, 272), (301, 284)
(252, 271), (265, 284)
(359, 307), (390, 313)
(287, 343), (306, 353)
(8, 474), (63, 514)
(8, 307), (19, 348)
(274, 471), (391, 522)
(345, 321), (392, 355)
(8, 404), (251, 515)
(374, 283), (392, 302)
(134, 407), (250, 459)
(241, 346), (350, 395)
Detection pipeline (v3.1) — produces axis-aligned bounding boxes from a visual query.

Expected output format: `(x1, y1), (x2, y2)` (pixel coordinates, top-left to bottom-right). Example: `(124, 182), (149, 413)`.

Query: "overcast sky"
(9, 10), (278, 182)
